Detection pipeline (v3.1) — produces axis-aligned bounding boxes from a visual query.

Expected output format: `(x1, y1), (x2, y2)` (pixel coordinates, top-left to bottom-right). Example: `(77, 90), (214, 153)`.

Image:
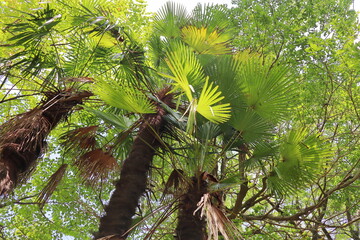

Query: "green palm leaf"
(200, 54), (241, 104)
(229, 108), (273, 142)
(163, 42), (231, 124)
(235, 52), (297, 123)
(181, 26), (232, 54)
(190, 4), (230, 32)
(154, 2), (189, 39)
(268, 128), (333, 196)
(197, 78), (231, 124)
(93, 81), (155, 114)
(83, 106), (132, 130)
(163, 41), (205, 100)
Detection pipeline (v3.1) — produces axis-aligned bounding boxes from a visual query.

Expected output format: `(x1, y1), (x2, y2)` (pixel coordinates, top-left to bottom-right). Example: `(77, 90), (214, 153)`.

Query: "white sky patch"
(353, 0), (360, 12)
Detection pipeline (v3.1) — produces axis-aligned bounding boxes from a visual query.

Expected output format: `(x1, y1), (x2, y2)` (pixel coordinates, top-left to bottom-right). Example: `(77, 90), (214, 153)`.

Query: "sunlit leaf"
(181, 26), (232, 54)
(93, 81), (155, 114)
(197, 78), (231, 123)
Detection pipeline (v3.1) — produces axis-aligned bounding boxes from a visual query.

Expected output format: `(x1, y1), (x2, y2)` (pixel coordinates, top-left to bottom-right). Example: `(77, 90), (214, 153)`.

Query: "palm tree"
(85, 2), (245, 238)
(0, 1), (147, 196)
(143, 3), (333, 239)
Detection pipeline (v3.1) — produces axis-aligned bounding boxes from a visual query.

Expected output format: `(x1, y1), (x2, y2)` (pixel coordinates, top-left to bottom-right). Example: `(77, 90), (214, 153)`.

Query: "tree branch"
(241, 168), (360, 221)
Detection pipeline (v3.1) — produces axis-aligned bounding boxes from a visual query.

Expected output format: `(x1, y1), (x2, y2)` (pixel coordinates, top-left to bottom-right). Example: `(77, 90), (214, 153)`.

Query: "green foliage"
(268, 128), (333, 195)
(197, 78), (231, 123)
(181, 25), (232, 54)
(93, 80), (156, 114)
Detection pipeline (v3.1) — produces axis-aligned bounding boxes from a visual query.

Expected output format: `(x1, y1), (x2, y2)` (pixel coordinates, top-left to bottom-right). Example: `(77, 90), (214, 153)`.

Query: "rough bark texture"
(95, 88), (173, 239)
(0, 89), (92, 196)
(175, 176), (208, 240)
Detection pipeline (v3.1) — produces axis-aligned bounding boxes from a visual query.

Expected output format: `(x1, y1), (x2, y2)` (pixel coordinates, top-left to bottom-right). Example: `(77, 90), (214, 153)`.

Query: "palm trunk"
(0, 89), (92, 196)
(95, 88), (173, 240)
(175, 176), (208, 240)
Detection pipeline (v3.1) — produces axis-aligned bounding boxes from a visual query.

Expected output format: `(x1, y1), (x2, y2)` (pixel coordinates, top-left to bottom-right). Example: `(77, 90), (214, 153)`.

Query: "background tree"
(228, 0), (360, 238)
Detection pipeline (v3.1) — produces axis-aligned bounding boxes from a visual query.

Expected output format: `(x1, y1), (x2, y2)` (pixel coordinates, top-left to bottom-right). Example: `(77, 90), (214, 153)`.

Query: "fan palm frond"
(268, 128), (332, 196)
(190, 3), (231, 31)
(163, 41), (205, 100)
(83, 106), (132, 130)
(175, 122), (222, 174)
(4, 5), (67, 86)
(181, 25), (232, 54)
(6, 5), (61, 47)
(93, 80), (155, 114)
(196, 121), (221, 141)
(229, 108), (273, 143)
(234, 52), (297, 123)
(209, 173), (243, 192)
(245, 141), (278, 169)
(200, 54), (242, 104)
(164, 43), (231, 124)
(154, 1), (189, 39)
(196, 78), (231, 124)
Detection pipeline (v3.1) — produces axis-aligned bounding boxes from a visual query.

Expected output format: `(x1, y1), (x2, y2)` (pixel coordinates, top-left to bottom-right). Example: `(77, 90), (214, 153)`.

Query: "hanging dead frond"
(74, 148), (119, 186)
(61, 125), (98, 153)
(201, 171), (219, 183)
(0, 89), (92, 196)
(195, 193), (242, 240)
(163, 169), (186, 196)
(37, 164), (68, 209)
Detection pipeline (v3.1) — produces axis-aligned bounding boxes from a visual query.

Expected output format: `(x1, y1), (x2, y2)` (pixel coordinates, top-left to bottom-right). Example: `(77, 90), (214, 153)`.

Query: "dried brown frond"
(201, 172), (219, 183)
(0, 89), (93, 195)
(195, 193), (242, 240)
(61, 125), (98, 153)
(75, 149), (119, 186)
(163, 169), (186, 195)
(37, 164), (68, 208)
(1, 108), (51, 151)
(0, 108), (51, 195)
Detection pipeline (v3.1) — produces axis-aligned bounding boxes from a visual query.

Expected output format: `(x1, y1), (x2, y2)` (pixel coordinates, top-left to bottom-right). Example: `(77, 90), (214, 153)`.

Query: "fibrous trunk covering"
(175, 176), (208, 240)
(95, 88), (174, 240)
(0, 89), (92, 196)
